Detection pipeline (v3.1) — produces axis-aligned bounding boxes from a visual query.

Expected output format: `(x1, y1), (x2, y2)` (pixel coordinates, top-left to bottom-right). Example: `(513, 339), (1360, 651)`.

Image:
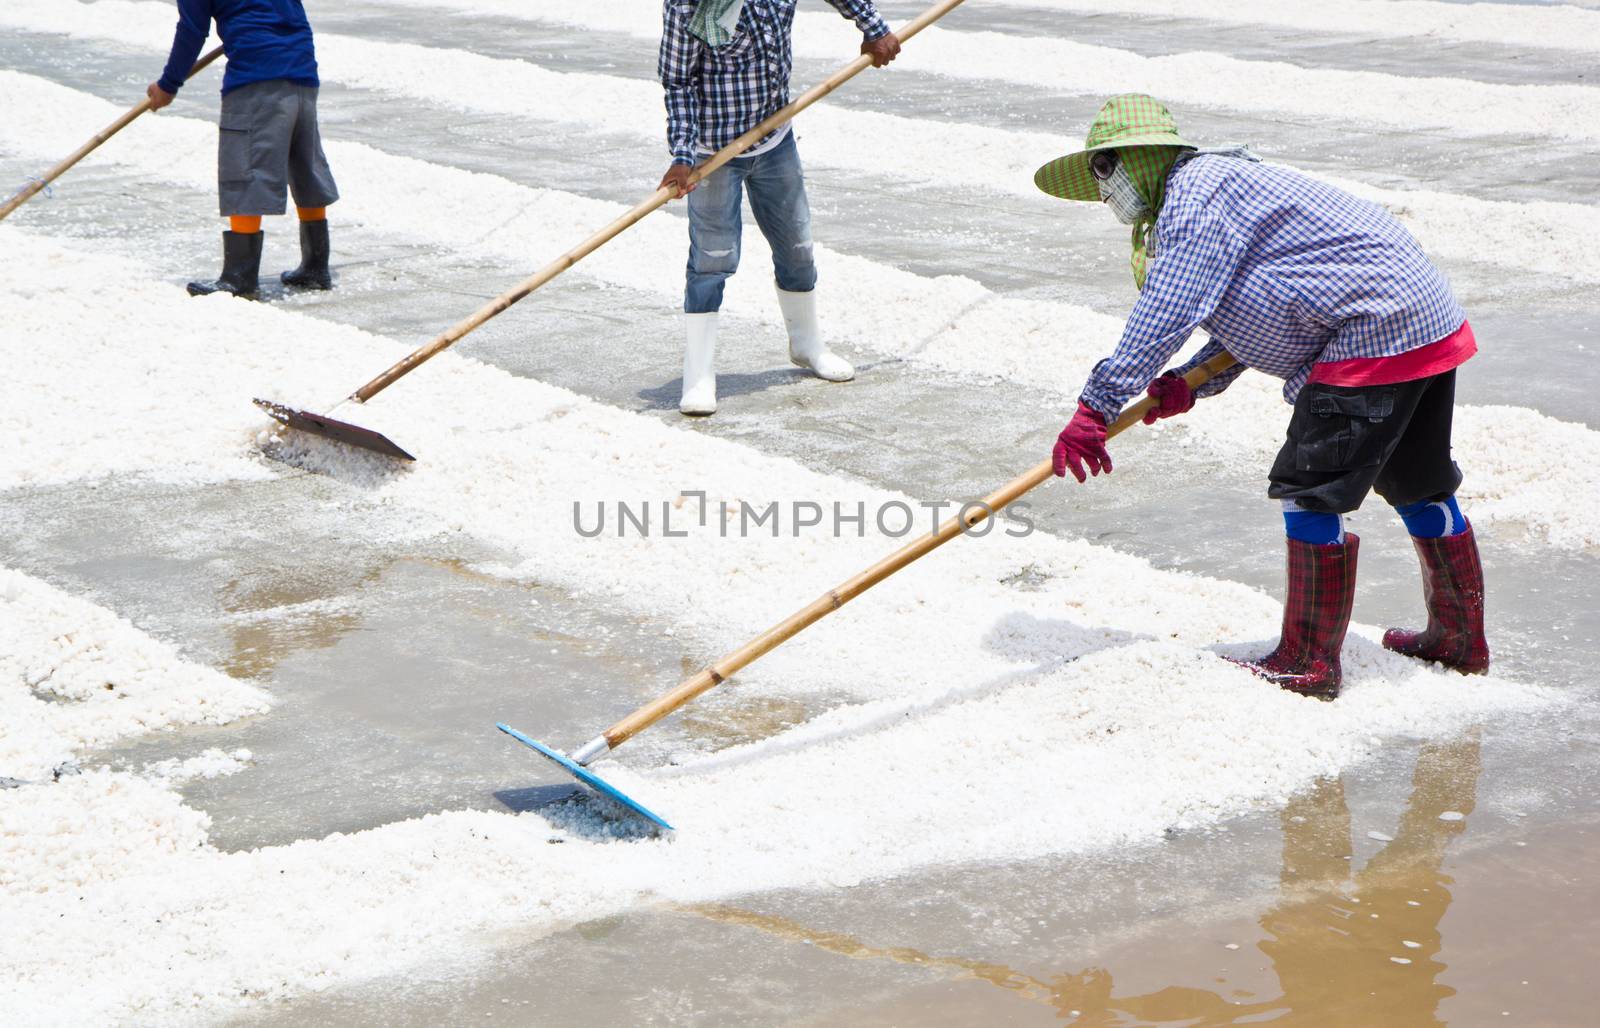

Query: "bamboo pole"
(0, 45), (225, 223)
(569, 351), (1242, 764)
(343, 0), (970, 406)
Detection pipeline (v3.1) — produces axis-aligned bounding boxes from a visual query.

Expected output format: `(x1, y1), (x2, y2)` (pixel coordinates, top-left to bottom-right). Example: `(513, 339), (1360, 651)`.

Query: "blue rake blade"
(497, 723), (674, 831)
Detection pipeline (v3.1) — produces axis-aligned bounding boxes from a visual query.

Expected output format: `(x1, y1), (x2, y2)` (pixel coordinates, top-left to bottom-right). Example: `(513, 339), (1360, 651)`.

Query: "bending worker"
(148, 0), (339, 298)
(658, 0), (901, 416)
(1036, 94), (1489, 699)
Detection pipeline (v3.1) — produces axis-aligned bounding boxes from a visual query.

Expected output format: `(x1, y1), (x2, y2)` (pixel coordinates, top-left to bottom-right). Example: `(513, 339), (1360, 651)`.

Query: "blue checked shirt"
(660, 0), (890, 164)
(1080, 155), (1467, 420)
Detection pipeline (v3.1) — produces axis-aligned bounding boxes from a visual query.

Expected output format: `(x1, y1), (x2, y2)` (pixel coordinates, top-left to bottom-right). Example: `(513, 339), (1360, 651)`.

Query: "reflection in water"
(1257, 737), (1476, 1027)
(675, 901), (1048, 1000)
(1052, 733), (1480, 1026)
(685, 733), (1483, 1025)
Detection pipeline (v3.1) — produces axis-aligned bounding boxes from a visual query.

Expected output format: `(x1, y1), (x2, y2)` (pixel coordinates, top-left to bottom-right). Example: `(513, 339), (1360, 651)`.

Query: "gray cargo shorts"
(217, 79), (339, 216)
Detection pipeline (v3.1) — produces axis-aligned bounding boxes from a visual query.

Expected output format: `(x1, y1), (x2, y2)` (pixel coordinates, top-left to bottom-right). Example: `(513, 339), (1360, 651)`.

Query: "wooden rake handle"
(590, 350), (1241, 755)
(348, 0), (971, 405)
(0, 46), (224, 223)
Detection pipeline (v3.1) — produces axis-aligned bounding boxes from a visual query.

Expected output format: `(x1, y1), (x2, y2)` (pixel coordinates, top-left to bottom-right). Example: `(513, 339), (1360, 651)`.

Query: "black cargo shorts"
(1267, 370), (1464, 515)
(217, 79), (339, 216)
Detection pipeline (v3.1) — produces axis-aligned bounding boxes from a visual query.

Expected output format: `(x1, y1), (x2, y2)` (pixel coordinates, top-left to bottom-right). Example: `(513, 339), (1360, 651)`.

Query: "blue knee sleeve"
(1282, 501), (1345, 545)
(1395, 495), (1468, 538)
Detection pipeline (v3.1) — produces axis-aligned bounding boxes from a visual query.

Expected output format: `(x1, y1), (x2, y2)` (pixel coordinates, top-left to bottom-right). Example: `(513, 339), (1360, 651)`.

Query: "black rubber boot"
(280, 219), (332, 291)
(188, 230), (262, 298)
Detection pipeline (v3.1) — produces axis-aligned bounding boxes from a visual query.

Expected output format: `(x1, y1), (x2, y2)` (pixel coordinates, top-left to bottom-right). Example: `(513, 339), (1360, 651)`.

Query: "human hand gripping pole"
(0, 46), (224, 223)
(1142, 371), (1196, 424)
(498, 351), (1240, 829)
(257, 0), (971, 463)
(1054, 370), (1200, 481)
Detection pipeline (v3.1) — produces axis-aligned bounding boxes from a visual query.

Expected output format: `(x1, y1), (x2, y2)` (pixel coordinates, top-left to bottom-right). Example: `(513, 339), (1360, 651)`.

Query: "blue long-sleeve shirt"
(1080, 154), (1465, 421)
(158, 0), (319, 96)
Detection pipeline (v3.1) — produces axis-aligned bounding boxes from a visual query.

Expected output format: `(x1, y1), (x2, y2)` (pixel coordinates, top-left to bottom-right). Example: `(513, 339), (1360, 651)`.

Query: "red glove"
(1142, 371), (1195, 424)
(1052, 403), (1111, 483)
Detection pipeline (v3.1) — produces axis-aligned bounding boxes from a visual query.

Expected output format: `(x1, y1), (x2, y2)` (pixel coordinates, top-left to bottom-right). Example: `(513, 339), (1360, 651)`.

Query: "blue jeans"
(684, 131), (817, 314)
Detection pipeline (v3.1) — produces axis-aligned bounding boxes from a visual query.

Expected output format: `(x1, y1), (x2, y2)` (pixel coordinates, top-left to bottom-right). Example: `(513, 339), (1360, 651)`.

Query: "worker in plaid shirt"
(658, 0), (900, 415)
(1036, 95), (1489, 699)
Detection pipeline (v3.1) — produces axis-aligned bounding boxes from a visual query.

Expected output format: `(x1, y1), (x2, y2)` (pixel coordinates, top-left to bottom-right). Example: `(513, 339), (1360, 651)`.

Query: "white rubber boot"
(776, 286), (854, 382)
(680, 312), (718, 415)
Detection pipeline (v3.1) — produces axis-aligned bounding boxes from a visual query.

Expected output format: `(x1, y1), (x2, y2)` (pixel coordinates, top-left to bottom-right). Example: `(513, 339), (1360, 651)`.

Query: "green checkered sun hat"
(1034, 94), (1196, 202)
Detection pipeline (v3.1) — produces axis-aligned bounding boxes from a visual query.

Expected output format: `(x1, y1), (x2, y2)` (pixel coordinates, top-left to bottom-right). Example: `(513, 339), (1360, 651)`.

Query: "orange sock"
(229, 215), (262, 234)
(296, 206), (327, 222)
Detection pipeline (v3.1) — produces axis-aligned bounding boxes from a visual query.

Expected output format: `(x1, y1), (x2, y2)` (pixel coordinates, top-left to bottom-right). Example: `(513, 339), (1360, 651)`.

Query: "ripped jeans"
(683, 131), (817, 313)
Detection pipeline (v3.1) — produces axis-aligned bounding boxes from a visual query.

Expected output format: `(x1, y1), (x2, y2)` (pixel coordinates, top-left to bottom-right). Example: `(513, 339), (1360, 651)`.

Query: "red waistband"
(1308, 321), (1477, 387)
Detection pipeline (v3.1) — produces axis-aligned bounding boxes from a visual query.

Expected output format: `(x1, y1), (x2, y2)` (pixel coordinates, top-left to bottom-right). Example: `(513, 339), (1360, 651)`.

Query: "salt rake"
(255, 0), (972, 463)
(499, 352), (1241, 828)
(0, 46), (224, 223)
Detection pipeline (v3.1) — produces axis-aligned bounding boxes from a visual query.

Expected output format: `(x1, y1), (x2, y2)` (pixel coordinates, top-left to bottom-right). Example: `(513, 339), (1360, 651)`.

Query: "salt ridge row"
(2, 70), (1592, 550)
(376, 0), (1600, 143)
(977, 0), (1600, 57)
(10, 2), (1599, 279)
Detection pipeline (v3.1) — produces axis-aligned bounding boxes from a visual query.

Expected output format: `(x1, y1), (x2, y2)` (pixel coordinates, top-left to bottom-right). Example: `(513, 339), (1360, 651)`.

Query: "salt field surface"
(2, 0), (1598, 1024)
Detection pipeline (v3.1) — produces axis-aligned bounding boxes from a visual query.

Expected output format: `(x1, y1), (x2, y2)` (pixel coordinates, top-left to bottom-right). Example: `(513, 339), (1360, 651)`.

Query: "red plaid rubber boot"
(1383, 525), (1490, 674)
(1229, 535), (1360, 700)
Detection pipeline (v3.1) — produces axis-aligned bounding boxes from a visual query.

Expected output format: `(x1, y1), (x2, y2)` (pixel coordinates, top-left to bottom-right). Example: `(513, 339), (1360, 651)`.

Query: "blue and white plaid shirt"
(1080, 154), (1467, 420)
(660, 0), (890, 165)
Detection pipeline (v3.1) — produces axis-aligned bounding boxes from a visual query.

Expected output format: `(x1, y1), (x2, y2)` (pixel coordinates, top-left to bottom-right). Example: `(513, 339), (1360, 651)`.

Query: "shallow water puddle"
(229, 730), (1599, 1026)
(217, 565), (383, 681)
(685, 740), (1486, 1021)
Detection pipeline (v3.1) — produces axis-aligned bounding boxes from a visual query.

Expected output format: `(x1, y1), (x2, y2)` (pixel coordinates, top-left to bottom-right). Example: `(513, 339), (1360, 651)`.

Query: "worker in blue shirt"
(147, 0), (339, 299)
(1036, 95), (1488, 701)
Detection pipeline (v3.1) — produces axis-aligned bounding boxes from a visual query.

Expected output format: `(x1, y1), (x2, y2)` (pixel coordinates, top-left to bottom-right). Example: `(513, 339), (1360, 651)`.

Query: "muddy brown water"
(226, 736), (1599, 1026)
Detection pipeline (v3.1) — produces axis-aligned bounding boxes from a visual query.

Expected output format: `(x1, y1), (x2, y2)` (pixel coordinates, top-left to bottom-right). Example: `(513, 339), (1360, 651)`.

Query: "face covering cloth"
(1100, 145), (1186, 291)
(1098, 162), (1149, 225)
